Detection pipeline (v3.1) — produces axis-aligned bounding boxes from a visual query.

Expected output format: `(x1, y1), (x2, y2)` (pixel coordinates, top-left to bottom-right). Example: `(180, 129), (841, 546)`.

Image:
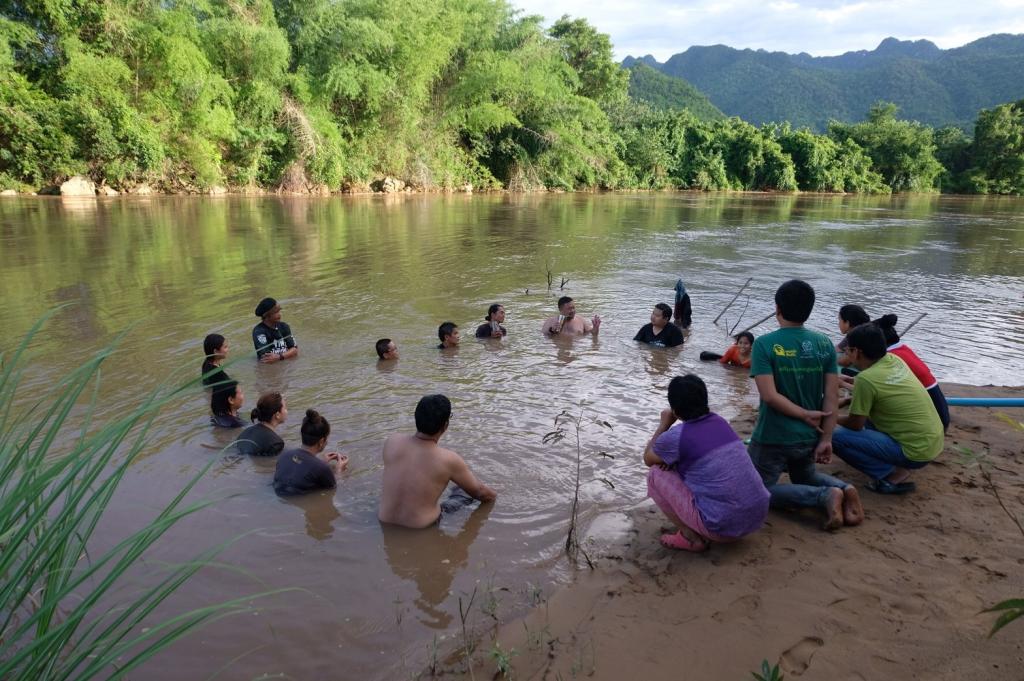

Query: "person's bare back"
(378, 395), (496, 529)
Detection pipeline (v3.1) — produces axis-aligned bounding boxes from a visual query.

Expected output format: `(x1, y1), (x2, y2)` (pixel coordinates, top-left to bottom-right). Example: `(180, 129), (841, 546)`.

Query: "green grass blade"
(0, 311), (276, 680)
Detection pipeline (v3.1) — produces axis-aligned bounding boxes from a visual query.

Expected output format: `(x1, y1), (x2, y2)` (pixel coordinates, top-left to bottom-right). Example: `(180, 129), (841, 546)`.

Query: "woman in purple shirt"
(643, 374), (770, 552)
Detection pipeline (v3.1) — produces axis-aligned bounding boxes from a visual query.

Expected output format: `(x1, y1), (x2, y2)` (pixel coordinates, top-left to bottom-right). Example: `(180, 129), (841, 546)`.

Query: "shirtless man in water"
(541, 296), (601, 336)
(378, 394), (497, 529)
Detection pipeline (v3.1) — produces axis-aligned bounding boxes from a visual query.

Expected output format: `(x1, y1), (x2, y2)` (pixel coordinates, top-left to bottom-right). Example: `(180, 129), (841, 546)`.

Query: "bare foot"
(823, 488), (844, 531)
(842, 486), (864, 526)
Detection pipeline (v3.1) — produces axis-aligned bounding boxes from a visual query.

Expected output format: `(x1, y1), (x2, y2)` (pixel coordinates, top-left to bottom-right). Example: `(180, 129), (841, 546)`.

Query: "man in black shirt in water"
(633, 303), (685, 348)
(252, 297), (298, 363)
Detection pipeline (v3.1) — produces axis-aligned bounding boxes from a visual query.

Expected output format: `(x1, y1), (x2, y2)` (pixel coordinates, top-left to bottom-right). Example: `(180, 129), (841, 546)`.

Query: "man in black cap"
(252, 297), (298, 363)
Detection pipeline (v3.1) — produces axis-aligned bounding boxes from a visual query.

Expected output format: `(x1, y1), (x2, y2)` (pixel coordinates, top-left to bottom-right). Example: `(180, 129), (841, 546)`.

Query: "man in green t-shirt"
(833, 323), (944, 495)
(748, 280), (863, 530)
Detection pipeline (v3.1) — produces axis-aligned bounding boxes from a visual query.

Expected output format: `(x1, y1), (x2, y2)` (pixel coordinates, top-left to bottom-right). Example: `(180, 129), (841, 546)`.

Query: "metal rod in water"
(737, 311), (776, 336)
(899, 312), (927, 337)
(713, 277), (753, 325)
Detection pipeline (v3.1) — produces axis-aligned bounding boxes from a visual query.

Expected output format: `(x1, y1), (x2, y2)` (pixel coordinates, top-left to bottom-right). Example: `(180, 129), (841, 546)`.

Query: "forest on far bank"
(1, 0), (1022, 195)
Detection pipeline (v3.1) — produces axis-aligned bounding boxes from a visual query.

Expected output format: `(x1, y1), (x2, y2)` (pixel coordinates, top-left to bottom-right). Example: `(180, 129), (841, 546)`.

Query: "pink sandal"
(660, 531), (708, 552)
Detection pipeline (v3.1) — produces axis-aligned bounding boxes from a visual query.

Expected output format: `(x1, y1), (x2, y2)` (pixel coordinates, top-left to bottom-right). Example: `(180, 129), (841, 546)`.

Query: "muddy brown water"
(1, 192), (1022, 679)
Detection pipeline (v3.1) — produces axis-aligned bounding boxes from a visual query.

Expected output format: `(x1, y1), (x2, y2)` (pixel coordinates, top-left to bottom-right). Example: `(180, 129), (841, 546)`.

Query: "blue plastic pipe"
(946, 397), (1024, 407)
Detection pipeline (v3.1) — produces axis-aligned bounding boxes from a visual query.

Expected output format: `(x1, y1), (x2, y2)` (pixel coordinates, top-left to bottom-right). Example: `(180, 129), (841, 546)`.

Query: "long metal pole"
(737, 311), (776, 336)
(713, 277), (753, 325)
(899, 312), (927, 338)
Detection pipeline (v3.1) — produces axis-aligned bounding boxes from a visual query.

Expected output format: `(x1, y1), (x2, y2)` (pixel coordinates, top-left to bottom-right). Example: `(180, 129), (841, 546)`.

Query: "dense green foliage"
(829, 102), (943, 192)
(629, 35), (1024, 131)
(1, 0), (638, 191)
(963, 99), (1024, 195)
(0, 3), (1020, 194)
(625, 63), (723, 121)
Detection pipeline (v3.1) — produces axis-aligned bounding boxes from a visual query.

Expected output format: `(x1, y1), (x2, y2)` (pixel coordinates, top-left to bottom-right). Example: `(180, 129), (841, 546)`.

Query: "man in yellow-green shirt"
(833, 323), (945, 494)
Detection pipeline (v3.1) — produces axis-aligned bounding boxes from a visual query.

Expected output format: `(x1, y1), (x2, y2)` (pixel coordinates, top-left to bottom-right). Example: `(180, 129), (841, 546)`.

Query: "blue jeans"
(832, 426), (929, 481)
(748, 442), (849, 510)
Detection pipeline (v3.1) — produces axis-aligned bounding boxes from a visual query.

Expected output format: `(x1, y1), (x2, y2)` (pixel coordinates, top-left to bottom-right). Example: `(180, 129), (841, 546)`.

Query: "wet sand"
(448, 383), (1024, 680)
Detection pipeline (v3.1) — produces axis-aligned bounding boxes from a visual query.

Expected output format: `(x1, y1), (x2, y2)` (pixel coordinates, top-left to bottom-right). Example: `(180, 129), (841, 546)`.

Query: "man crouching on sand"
(379, 394), (497, 528)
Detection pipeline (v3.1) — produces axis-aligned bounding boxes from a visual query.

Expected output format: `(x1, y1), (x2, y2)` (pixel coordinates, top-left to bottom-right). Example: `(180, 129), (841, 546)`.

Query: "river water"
(1, 192), (1022, 679)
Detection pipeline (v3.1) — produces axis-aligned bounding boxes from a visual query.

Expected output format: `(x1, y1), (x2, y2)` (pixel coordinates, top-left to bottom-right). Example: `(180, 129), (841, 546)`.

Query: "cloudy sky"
(509, 0), (1024, 60)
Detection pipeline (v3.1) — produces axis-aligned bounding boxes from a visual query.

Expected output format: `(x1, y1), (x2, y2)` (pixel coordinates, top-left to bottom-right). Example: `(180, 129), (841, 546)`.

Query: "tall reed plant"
(0, 312), (282, 680)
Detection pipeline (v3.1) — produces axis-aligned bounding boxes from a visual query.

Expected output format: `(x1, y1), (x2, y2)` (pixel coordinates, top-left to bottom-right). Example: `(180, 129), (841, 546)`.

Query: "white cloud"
(508, 0), (1024, 59)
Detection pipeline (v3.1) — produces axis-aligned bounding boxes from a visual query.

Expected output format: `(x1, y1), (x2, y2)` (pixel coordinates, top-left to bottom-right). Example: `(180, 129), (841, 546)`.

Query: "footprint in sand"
(711, 593), (760, 623)
(780, 636), (824, 676)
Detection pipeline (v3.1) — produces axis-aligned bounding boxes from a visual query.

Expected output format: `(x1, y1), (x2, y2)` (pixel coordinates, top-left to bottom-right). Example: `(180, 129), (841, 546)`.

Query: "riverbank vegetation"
(1, 1), (1021, 195)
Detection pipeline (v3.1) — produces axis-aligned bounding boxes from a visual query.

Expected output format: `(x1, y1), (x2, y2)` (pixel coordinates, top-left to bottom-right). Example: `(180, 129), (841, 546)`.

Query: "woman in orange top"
(701, 332), (755, 368)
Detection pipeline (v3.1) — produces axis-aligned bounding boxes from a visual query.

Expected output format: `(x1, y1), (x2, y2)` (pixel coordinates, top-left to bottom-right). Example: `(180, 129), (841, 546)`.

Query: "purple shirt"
(653, 413), (769, 538)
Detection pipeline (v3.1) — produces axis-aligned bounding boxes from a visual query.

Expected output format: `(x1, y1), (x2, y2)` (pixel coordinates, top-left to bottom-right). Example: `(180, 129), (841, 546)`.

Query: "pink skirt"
(647, 467), (735, 543)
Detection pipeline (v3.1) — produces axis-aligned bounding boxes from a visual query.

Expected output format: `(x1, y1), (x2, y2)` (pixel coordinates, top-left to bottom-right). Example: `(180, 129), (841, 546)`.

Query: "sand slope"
(454, 383), (1024, 681)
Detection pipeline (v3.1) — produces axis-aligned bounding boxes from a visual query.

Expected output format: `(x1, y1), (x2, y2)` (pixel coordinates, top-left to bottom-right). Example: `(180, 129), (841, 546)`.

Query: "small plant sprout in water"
(542, 405), (615, 568)
(490, 641), (517, 679)
(480, 576), (508, 621)
(458, 584), (479, 680)
(427, 633), (440, 676)
(525, 581), (545, 607)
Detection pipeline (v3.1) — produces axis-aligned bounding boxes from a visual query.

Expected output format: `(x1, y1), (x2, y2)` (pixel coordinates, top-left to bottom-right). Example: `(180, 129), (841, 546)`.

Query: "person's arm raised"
(643, 408), (676, 468)
(449, 453), (497, 502)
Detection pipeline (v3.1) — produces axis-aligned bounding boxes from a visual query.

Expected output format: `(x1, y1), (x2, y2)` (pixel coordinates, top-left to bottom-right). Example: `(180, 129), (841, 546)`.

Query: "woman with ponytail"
(872, 314), (950, 431)
(274, 409), (349, 496)
(475, 304), (507, 339)
(235, 392), (287, 456)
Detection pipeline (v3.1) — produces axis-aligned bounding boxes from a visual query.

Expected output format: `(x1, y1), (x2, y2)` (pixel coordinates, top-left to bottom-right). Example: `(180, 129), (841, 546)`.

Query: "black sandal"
(866, 478), (916, 495)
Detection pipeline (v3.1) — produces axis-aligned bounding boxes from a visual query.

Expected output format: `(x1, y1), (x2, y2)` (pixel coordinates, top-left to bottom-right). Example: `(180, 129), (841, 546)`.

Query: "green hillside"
(626, 62), (723, 120)
(626, 35), (1024, 130)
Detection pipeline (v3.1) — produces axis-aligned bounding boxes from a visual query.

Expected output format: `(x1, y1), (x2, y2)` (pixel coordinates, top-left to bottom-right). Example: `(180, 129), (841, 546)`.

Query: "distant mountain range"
(623, 34), (1024, 130)
(625, 62), (723, 120)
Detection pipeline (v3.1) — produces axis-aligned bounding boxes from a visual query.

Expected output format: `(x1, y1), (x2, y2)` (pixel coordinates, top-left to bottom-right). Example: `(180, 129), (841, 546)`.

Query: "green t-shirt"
(849, 353), (944, 462)
(750, 326), (837, 445)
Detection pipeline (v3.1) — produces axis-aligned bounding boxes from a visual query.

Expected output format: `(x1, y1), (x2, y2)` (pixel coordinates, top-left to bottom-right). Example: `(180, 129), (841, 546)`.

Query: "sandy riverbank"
(448, 383), (1024, 680)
